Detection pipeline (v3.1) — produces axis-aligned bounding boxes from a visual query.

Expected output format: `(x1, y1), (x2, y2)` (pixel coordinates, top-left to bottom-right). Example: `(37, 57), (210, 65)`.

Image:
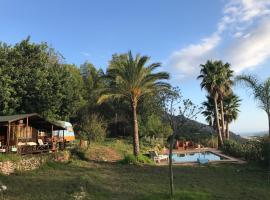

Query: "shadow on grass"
(70, 148), (89, 161)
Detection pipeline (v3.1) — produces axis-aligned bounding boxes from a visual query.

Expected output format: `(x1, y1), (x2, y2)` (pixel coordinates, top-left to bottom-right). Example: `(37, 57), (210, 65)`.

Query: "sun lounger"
(149, 151), (168, 163)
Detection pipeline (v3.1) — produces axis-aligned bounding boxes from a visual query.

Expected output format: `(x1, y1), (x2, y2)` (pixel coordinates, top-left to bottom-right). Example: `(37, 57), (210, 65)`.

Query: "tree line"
(1, 37), (269, 156)
(0, 38), (172, 149)
(0, 37), (84, 120)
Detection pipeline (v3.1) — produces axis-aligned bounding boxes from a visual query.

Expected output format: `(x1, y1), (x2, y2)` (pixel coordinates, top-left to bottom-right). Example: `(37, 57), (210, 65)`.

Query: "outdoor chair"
(11, 146), (17, 153)
(0, 142), (6, 153)
(149, 151), (168, 163)
(37, 139), (49, 151)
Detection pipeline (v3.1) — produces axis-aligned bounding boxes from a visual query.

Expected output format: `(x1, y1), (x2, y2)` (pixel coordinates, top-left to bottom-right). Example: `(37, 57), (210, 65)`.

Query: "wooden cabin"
(0, 113), (65, 154)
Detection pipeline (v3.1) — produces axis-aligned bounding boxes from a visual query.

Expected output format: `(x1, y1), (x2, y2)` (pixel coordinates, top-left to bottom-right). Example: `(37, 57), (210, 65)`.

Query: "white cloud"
(80, 52), (90, 57)
(225, 0), (270, 22)
(233, 32), (243, 38)
(168, 34), (220, 79)
(167, 0), (270, 80)
(226, 20), (270, 73)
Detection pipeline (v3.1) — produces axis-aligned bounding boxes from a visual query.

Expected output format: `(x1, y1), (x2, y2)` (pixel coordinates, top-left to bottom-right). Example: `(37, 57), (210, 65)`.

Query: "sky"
(0, 0), (270, 134)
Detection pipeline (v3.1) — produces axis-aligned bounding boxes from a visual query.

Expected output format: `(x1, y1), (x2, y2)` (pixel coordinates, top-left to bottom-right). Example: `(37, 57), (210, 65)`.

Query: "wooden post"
(51, 125), (55, 151)
(7, 122), (11, 152)
(26, 116), (29, 139)
(62, 130), (65, 150)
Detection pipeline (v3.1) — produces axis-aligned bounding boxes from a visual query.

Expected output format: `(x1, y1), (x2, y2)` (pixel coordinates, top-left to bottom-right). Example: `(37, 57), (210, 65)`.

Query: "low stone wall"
(0, 161), (15, 175)
(0, 151), (70, 175)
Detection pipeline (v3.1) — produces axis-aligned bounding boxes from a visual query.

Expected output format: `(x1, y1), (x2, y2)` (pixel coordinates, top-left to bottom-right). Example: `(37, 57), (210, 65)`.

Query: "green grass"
(0, 154), (21, 162)
(0, 139), (269, 200)
(0, 159), (269, 200)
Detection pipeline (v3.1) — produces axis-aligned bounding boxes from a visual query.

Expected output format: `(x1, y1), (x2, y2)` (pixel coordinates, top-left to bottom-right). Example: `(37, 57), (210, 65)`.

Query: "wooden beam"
(7, 122), (10, 152)
(51, 125), (55, 151)
(26, 116), (29, 138)
(62, 130), (65, 149)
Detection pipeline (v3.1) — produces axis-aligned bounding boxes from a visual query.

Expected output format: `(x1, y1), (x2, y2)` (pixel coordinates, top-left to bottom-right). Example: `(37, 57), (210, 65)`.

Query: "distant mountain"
(240, 131), (267, 137)
(171, 115), (245, 142)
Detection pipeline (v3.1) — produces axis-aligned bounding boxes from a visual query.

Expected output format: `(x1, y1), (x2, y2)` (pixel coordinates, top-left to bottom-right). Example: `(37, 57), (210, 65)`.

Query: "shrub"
(119, 154), (154, 165)
(261, 138), (270, 164)
(79, 114), (107, 143)
(242, 140), (262, 161)
(222, 138), (270, 163)
(222, 140), (245, 158)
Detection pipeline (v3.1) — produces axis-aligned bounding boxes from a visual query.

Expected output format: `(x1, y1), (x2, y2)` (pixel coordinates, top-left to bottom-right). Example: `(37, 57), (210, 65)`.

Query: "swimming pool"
(172, 151), (226, 163)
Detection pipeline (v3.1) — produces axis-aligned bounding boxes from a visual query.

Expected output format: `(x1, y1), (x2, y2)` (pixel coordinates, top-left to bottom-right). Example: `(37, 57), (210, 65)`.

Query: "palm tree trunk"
(226, 122), (229, 140)
(220, 100), (226, 140)
(267, 113), (270, 184)
(132, 99), (140, 156)
(268, 113), (270, 137)
(214, 96), (223, 147)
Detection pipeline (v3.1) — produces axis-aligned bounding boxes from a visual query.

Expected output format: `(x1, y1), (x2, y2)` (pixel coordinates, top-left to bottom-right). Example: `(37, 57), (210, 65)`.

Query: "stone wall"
(0, 151), (70, 175)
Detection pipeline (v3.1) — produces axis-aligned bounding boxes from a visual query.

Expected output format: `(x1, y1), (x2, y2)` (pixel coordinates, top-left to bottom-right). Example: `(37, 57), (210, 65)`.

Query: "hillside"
(172, 115), (245, 142)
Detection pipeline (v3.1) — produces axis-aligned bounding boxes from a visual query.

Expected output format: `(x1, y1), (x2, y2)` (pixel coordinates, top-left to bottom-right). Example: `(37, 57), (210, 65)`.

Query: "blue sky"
(1, 0), (270, 134)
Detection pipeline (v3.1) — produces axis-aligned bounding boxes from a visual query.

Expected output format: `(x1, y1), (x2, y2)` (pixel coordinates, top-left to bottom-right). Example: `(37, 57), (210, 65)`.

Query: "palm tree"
(202, 95), (216, 127)
(236, 75), (270, 137)
(98, 51), (170, 156)
(217, 63), (234, 139)
(223, 94), (241, 139)
(198, 60), (231, 146)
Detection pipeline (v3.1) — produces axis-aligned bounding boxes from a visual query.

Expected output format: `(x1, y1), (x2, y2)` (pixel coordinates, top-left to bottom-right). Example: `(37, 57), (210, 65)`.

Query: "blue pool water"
(172, 151), (226, 163)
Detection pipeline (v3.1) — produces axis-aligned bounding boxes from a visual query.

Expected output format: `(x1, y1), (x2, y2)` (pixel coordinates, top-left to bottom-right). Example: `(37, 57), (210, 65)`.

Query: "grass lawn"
(0, 139), (269, 200)
(0, 159), (269, 200)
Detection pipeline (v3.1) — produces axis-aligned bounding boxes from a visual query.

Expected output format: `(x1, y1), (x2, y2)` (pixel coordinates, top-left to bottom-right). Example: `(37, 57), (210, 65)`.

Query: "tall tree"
(236, 75), (270, 137)
(202, 94), (240, 140)
(202, 95), (216, 127)
(0, 38), (85, 121)
(217, 63), (234, 139)
(198, 60), (225, 146)
(223, 94), (241, 139)
(98, 51), (170, 156)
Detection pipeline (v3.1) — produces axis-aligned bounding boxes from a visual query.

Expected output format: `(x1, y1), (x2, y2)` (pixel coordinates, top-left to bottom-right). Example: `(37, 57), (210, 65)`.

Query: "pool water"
(172, 151), (226, 163)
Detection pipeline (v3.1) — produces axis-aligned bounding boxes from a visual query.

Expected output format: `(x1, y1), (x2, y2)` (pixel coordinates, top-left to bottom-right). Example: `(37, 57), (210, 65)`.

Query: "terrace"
(0, 113), (65, 154)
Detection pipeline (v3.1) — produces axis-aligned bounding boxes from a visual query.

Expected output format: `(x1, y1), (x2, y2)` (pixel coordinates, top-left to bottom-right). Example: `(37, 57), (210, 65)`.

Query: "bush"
(222, 140), (245, 158)
(79, 114), (107, 143)
(222, 138), (270, 163)
(119, 154), (154, 165)
(261, 138), (270, 164)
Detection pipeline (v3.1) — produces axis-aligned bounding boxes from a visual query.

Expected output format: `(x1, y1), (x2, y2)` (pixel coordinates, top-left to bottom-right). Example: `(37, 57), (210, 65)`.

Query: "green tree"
(223, 94), (241, 139)
(202, 96), (216, 127)
(141, 114), (172, 141)
(0, 37), (85, 121)
(76, 113), (107, 143)
(218, 63), (233, 139)
(202, 94), (240, 140)
(80, 62), (105, 102)
(0, 43), (18, 114)
(98, 51), (170, 156)
(236, 75), (270, 137)
(198, 60), (233, 146)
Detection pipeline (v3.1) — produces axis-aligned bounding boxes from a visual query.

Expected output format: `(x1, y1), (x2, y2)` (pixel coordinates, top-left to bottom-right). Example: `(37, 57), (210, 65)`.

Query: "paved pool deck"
(158, 148), (246, 165)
